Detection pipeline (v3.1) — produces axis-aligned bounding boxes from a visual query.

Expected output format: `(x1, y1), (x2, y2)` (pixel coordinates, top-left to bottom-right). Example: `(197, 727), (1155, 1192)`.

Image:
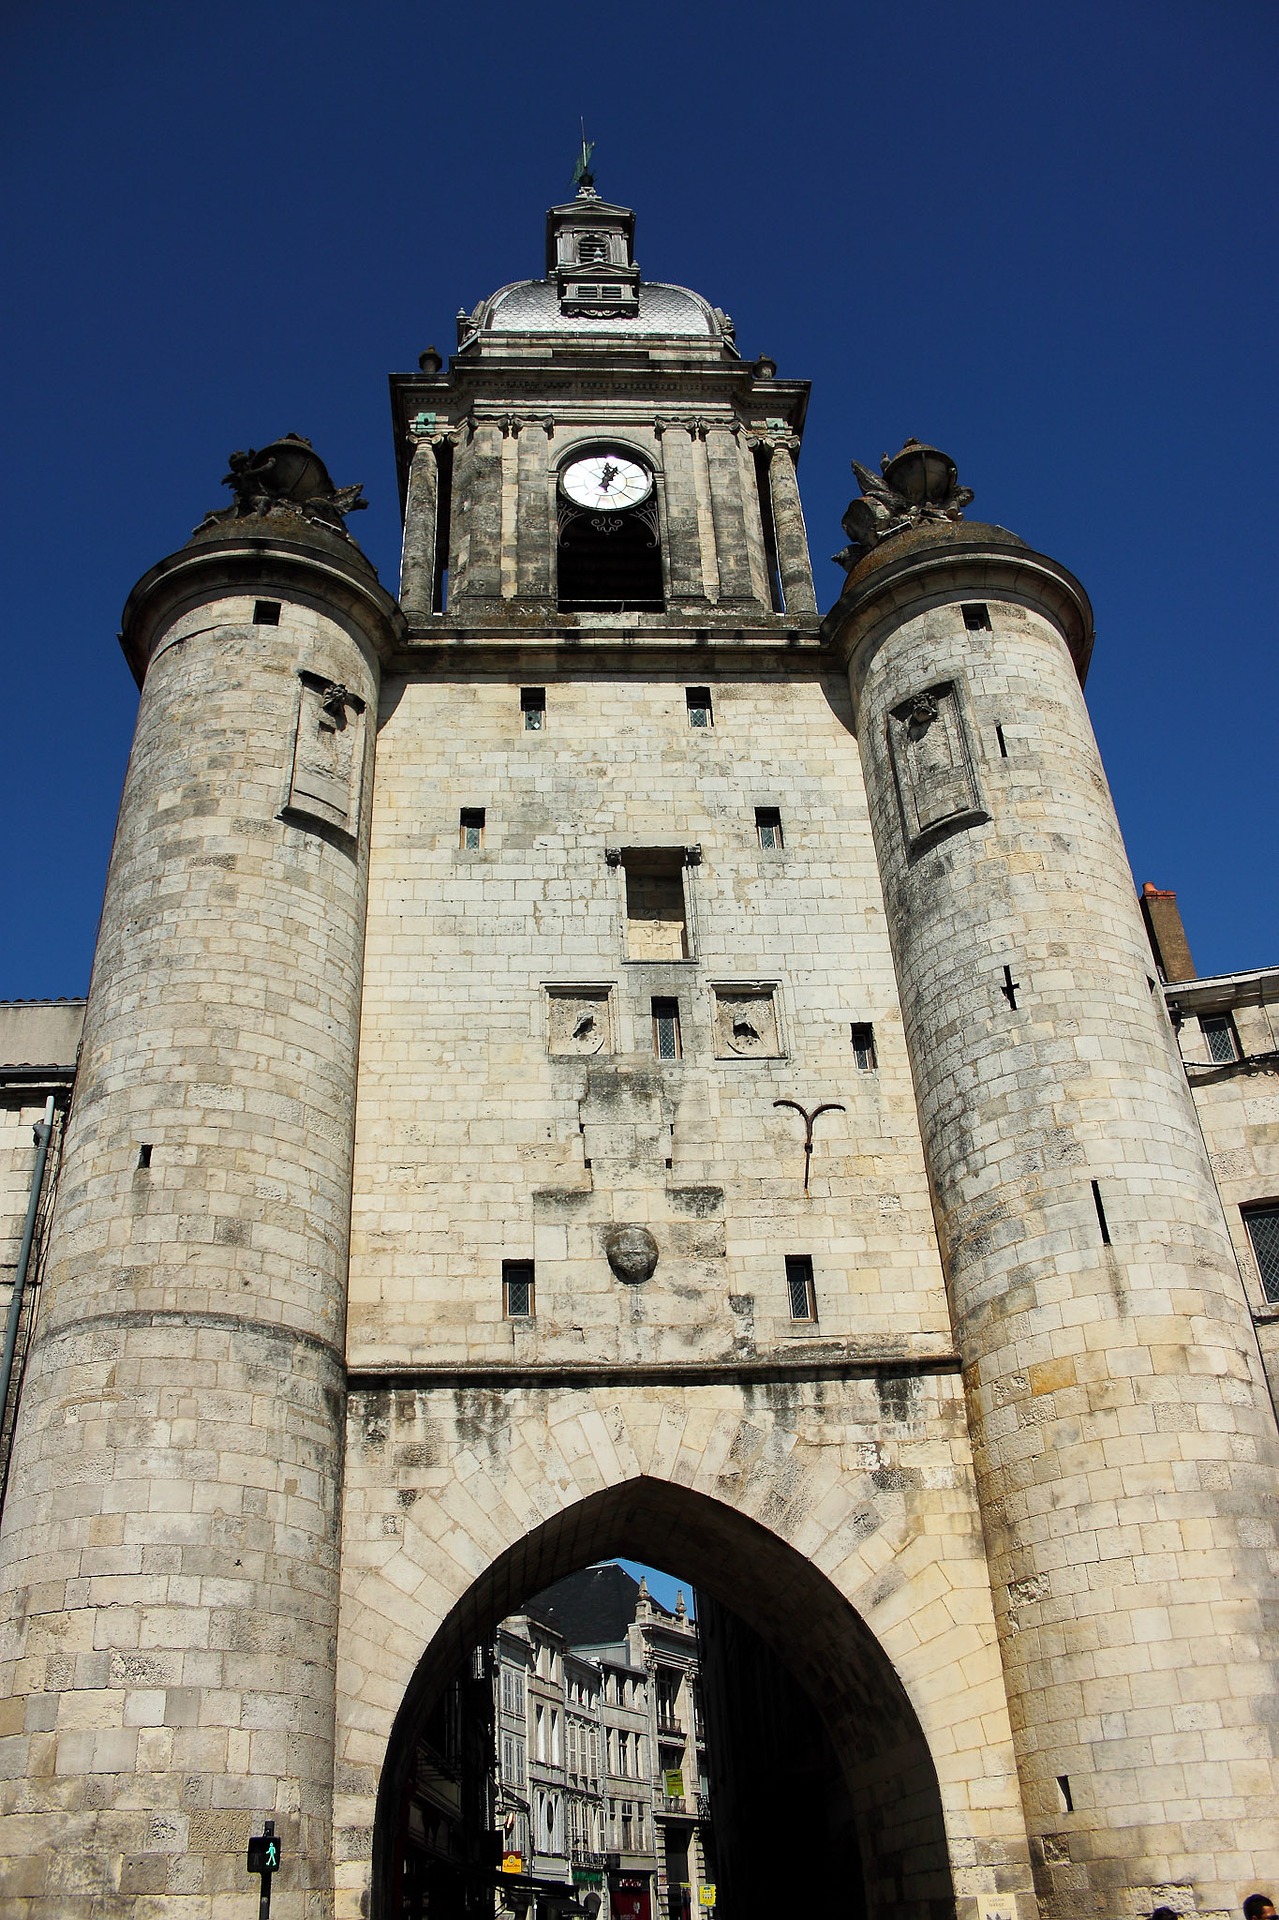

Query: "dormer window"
(578, 233), (610, 263)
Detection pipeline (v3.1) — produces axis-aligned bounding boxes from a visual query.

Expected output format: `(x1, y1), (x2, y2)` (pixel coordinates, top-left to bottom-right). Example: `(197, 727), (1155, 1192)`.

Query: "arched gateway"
(336, 1386), (1031, 1920)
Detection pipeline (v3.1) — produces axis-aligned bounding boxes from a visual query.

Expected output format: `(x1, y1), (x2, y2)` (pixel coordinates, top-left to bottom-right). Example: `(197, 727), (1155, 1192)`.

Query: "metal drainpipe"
(0, 1095), (56, 1502)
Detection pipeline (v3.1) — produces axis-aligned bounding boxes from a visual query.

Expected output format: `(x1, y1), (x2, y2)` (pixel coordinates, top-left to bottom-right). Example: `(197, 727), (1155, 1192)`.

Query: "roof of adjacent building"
(525, 1563), (646, 1644)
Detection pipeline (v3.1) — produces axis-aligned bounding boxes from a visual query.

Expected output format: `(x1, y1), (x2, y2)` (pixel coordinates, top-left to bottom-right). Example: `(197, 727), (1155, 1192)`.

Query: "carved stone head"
(605, 1225), (659, 1285)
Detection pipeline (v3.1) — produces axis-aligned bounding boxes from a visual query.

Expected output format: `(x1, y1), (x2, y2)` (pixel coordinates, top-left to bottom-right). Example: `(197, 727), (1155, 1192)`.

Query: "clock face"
(561, 450), (652, 512)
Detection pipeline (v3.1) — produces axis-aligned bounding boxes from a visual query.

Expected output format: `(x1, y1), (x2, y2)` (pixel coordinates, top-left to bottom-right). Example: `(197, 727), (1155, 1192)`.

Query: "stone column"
(767, 438), (817, 614)
(399, 434), (438, 620)
(656, 422), (707, 606)
(0, 513), (403, 1915)
(450, 419), (503, 606)
(516, 419), (554, 606)
(704, 424), (758, 608)
(830, 520), (1279, 1920)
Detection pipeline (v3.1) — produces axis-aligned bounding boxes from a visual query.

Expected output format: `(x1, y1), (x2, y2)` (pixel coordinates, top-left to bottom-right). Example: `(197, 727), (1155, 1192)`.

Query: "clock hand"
(599, 461), (619, 491)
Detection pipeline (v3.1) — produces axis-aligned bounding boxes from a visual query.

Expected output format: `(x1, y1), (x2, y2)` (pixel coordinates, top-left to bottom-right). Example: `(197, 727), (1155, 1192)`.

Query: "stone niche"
(712, 986), (782, 1060)
(284, 670), (367, 834)
(887, 679), (988, 854)
(546, 985), (614, 1057)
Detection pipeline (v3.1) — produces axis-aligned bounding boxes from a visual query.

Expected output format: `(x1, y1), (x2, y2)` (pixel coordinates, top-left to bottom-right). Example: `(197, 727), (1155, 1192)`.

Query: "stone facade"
(0, 185), (1275, 1920)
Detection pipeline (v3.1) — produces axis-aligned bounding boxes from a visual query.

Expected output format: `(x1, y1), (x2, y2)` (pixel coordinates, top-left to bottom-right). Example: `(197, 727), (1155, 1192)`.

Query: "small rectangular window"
(850, 1022), (877, 1069)
(253, 599), (281, 626)
(785, 1254), (816, 1322)
(686, 687), (712, 728)
(578, 235), (610, 263)
(755, 807), (783, 850)
(1243, 1205), (1279, 1304)
(1199, 1013), (1240, 1064)
(521, 686), (546, 730)
(459, 807), (485, 850)
(652, 998), (682, 1061)
(503, 1259), (535, 1318)
(962, 603), (991, 631)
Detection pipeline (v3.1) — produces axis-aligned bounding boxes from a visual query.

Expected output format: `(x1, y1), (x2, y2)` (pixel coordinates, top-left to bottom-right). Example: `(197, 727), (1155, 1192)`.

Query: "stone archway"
(374, 1479), (947, 1920)
(336, 1376), (1033, 1920)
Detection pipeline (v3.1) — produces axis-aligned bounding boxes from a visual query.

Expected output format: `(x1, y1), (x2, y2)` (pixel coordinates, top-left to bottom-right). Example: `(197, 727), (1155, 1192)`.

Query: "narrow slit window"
(1057, 1776), (1073, 1815)
(753, 444), (785, 612)
(253, 600), (281, 626)
(433, 439), (453, 612)
(1199, 1013), (1240, 1064)
(850, 1022), (877, 1069)
(137, 1143), (153, 1169)
(1091, 1180), (1112, 1245)
(503, 1260), (536, 1318)
(995, 724), (1008, 757)
(521, 686), (546, 730)
(1243, 1205), (1279, 1304)
(652, 998), (681, 1061)
(755, 807), (783, 850)
(962, 603), (991, 631)
(785, 1254), (817, 1322)
(459, 807), (485, 850)
(686, 687), (713, 728)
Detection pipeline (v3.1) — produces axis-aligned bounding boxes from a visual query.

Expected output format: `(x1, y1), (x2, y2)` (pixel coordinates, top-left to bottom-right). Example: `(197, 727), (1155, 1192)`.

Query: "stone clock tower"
(394, 183), (817, 628)
(0, 175), (1276, 1920)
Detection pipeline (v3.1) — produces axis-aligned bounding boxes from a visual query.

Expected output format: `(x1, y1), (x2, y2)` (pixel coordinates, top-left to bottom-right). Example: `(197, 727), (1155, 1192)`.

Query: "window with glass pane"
(460, 806), (485, 849)
(1200, 1013), (1240, 1063)
(652, 998), (681, 1060)
(850, 1022), (877, 1069)
(503, 1259), (535, 1317)
(785, 1253), (816, 1321)
(686, 686), (712, 728)
(1244, 1206), (1279, 1303)
(755, 806), (783, 849)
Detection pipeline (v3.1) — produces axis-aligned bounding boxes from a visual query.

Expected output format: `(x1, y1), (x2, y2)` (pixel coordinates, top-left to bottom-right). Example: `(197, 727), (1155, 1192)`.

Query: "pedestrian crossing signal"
(247, 1825), (282, 1874)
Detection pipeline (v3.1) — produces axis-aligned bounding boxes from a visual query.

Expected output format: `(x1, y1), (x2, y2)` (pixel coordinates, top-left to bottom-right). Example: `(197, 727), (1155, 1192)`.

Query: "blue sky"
(3, 1), (1276, 995)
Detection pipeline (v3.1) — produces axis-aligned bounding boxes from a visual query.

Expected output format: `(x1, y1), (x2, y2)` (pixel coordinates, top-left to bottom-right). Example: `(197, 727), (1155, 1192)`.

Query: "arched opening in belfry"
(372, 1478), (952, 1920)
(556, 506), (665, 612)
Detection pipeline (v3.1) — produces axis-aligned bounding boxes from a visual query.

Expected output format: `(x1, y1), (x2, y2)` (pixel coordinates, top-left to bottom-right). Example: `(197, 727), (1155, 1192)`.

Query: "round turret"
(0, 448), (402, 1910)
(826, 461), (1279, 1920)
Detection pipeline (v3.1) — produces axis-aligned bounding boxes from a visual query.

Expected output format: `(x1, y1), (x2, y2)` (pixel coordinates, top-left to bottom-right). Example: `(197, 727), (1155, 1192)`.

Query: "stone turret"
(825, 445), (1279, 1920)
(0, 439), (402, 1913)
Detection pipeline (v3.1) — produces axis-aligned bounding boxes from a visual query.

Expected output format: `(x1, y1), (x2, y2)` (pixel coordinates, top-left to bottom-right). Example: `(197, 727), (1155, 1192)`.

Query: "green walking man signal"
(247, 1821), (281, 1917)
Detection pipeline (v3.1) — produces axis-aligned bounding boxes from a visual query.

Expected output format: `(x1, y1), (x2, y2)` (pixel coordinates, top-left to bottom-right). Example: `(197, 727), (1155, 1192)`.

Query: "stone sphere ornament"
(605, 1225), (659, 1284)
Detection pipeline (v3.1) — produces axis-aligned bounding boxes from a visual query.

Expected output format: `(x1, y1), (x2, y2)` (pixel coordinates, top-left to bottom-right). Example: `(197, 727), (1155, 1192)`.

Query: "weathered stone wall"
(350, 657), (948, 1371)
(0, 553), (394, 1918)
(835, 532), (1279, 1920)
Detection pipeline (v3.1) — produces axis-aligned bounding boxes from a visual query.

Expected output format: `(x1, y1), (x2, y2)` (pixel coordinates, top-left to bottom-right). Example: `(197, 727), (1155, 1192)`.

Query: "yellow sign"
(664, 1769), (684, 1798)
(502, 1854), (524, 1876)
(698, 1889), (716, 1908)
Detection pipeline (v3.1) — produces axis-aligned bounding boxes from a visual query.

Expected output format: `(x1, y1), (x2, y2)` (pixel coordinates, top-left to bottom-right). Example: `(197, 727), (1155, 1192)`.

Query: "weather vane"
(572, 120), (596, 192)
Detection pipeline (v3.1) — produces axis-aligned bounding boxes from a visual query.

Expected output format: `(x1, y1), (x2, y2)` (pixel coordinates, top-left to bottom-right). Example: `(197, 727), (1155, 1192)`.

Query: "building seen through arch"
(0, 166), (1277, 1920)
